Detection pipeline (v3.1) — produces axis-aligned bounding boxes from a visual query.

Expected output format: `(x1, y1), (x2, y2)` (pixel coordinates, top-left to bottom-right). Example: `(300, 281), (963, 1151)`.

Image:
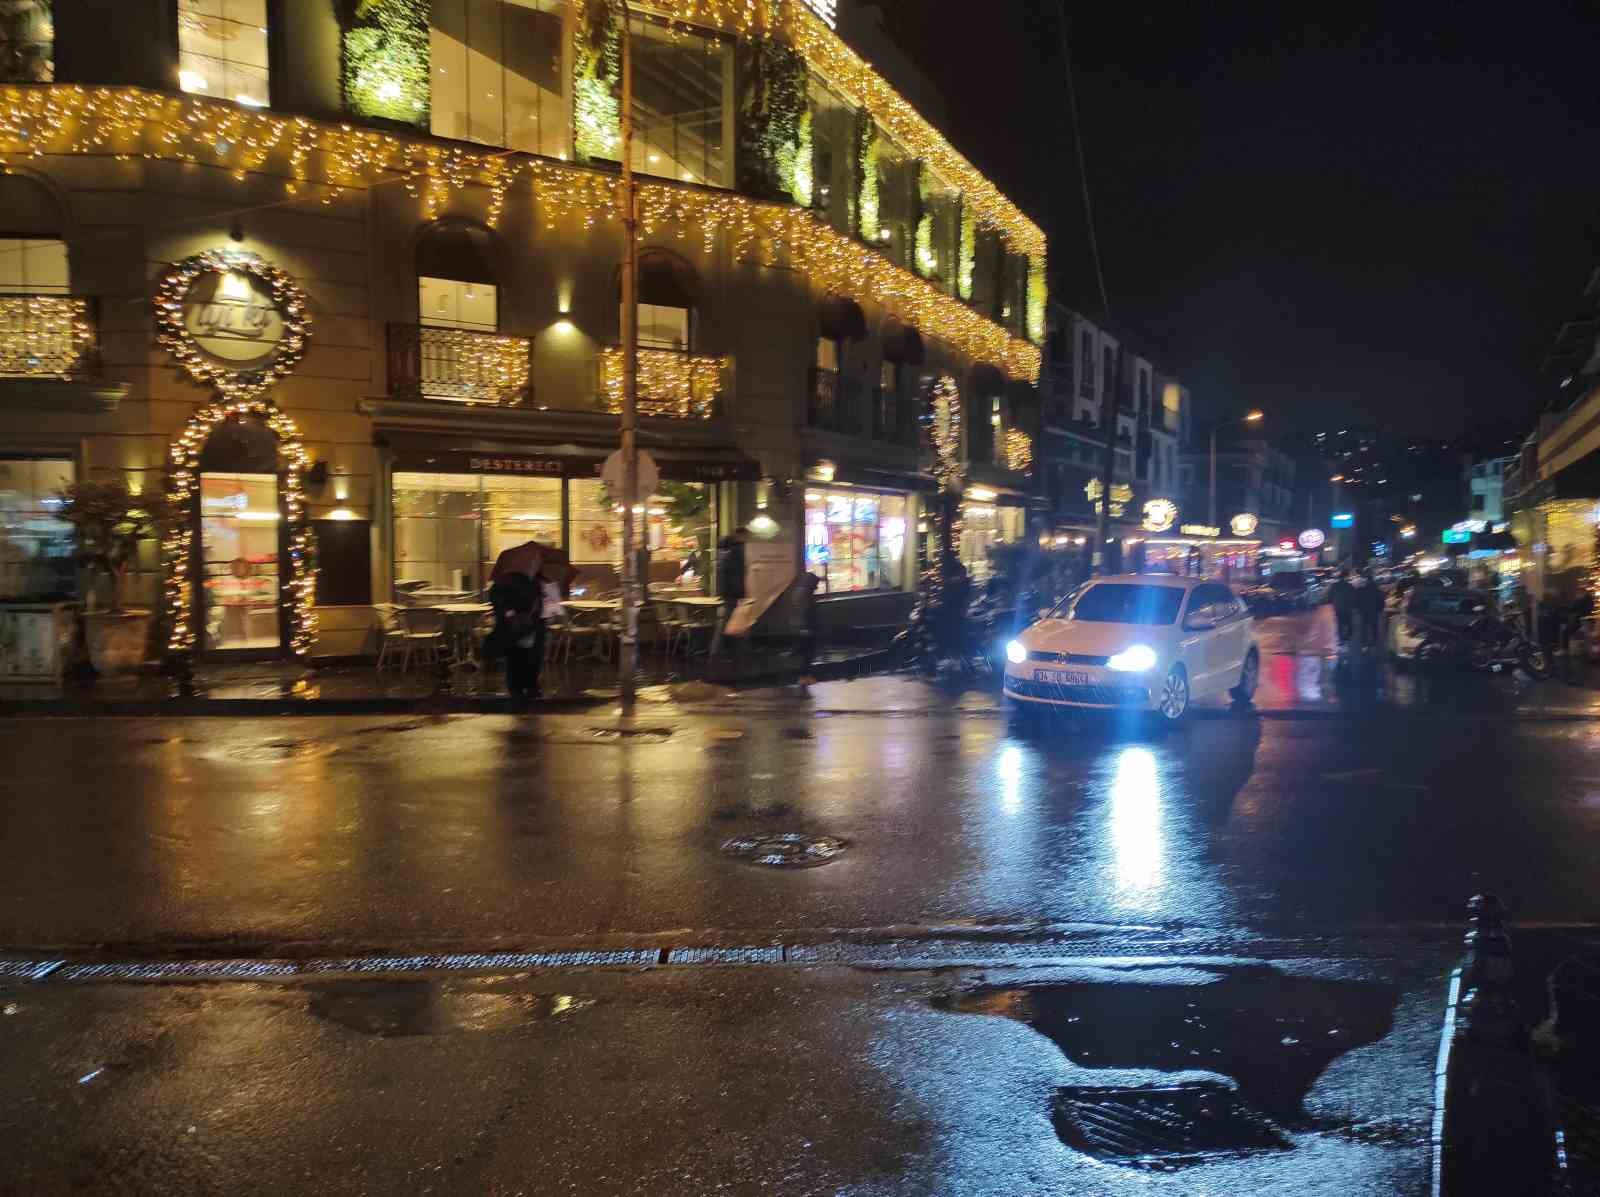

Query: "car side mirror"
(1185, 610), (1218, 631)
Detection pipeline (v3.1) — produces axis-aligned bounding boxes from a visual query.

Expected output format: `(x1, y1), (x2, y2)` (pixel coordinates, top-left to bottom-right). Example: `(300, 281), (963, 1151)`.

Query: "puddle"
(721, 832), (847, 868)
(213, 739), (340, 764)
(936, 967), (1397, 1161)
(308, 980), (594, 1037)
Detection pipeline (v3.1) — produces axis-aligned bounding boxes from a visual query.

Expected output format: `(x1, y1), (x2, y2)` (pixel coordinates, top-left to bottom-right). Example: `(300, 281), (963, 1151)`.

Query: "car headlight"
(1005, 639), (1028, 664)
(1107, 644), (1159, 672)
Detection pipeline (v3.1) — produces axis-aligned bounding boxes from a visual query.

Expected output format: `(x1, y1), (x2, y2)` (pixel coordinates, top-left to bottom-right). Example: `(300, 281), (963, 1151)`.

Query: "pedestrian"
(488, 569), (543, 702)
(1329, 568), (1356, 649)
(1357, 571), (1385, 650)
(711, 529), (748, 656)
(796, 571), (821, 686)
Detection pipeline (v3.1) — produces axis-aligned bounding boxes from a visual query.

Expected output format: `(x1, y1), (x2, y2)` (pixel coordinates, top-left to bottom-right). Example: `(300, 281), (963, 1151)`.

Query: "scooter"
(1414, 616), (1551, 678)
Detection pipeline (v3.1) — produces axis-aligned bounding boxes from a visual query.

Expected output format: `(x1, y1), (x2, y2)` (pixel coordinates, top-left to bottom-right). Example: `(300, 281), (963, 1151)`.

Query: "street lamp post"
(1209, 409), (1263, 529)
(618, 0), (640, 710)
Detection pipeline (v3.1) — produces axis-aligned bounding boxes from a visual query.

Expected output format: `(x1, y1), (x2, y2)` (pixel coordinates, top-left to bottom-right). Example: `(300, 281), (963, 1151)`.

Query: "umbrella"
(492, 540), (578, 597)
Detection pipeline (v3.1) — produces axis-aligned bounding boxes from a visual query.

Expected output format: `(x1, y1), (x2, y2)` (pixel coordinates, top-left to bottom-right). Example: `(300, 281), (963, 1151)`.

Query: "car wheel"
(1157, 664), (1190, 723)
(1230, 649), (1260, 706)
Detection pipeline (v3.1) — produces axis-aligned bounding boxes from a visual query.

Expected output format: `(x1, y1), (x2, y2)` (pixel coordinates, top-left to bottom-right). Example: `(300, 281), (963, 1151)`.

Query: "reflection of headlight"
(1005, 639), (1028, 664)
(1107, 644), (1158, 672)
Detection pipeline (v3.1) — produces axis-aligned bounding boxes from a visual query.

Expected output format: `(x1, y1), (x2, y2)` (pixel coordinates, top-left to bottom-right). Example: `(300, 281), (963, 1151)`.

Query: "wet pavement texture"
(0, 955), (1449, 1195)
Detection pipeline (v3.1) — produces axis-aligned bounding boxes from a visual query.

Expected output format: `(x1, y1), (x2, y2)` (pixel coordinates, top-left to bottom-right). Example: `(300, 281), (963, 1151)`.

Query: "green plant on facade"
(958, 205), (976, 301)
(338, 0), (430, 127)
(790, 109), (814, 207)
(856, 111), (879, 242)
(0, 0), (51, 83)
(1026, 256), (1047, 345)
(737, 39), (807, 202)
(574, 0), (621, 162)
(912, 163), (935, 278)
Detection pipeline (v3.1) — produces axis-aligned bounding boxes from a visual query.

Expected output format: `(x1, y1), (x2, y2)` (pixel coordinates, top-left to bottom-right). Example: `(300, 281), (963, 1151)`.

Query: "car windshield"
(1058, 583), (1185, 626)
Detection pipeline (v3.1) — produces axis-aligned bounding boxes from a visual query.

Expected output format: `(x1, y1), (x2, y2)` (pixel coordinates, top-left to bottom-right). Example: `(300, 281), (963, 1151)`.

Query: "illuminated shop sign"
(1142, 499), (1177, 532)
(1229, 512), (1259, 537)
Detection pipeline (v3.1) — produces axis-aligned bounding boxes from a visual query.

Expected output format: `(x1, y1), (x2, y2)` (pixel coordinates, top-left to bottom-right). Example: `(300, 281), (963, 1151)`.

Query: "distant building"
(1469, 456), (1514, 525)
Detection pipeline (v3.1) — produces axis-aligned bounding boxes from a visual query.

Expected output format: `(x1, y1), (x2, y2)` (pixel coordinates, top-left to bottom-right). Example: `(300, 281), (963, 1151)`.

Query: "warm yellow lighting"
(810, 460), (837, 482)
(179, 70), (208, 92)
(1331, 474), (1345, 482)
(1245, 409), (1264, 422)
(326, 507), (359, 521)
(598, 347), (723, 418)
(966, 486), (997, 502)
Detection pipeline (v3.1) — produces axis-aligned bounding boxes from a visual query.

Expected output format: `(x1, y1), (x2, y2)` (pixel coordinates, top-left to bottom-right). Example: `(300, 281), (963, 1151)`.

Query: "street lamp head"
(1244, 410), (1264, 422)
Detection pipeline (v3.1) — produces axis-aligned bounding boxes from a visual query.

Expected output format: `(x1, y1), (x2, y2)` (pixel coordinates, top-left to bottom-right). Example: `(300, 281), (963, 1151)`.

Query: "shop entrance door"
(198, 471), (283, 654)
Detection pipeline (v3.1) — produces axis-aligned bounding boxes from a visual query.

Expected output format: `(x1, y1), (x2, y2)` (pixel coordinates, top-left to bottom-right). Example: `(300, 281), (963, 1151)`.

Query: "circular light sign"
(155, 249), (310, 399)
(1142, 498), (1178, 533)
(1298, 528), (1326, 550)
(1230, 512), (1259, 537)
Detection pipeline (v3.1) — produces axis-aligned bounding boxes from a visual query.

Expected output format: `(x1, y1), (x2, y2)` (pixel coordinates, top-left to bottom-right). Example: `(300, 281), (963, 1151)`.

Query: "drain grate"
(720, 833), (846, 868)
(587, 726), (674, 743)
(1052, 1083), (1288, 1169)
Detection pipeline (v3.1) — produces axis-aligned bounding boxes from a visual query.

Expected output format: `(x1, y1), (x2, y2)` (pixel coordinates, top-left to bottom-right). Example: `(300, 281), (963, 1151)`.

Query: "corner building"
(0, 0), (1043, 658)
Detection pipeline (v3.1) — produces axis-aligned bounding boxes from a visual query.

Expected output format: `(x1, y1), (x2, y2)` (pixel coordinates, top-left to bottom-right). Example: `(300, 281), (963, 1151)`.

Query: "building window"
(0, 0), (52, 82)
(0, 457), (74, 600)
(807, 74), (855, 235)
(567, 478), (714, 595)
(419, 277), (498, 332)
(1162, 382), (1181, 431)
(0, 237), (67, 294)
(626, 252), (696, 350)
(1078, 331), (1095, 396)
(430, 0), (567, 159)
(628, 15), (732, 187)
(805, 487), (908, 594)
(959, 502), (1023, 583)
(178, 0), (269, 108)
(394, 471), (560, 596)
(1138, 368), (1151, 413)
(816, 336), (839, 371)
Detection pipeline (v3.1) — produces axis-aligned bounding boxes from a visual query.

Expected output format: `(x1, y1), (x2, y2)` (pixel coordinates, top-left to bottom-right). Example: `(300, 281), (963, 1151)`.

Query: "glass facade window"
(0, 457), (73, 600)
(807, 75), (855, 235)
(920, 187), (959, 291)
(178, 0), (269, 108)
(0, 0), (52, 83)
(960, 503), (1024, 583)
(804, 487), (908, 594)
(567, 478), (713, 596)
(0, 238), (67, 293)
(199, 471), (280, 652)
(430, 0), (567, 159)
(628, 16), (732, 187)
(635, 302), (689, 350)
(419, 277), (498, 331)
(874, 133), (913, 266)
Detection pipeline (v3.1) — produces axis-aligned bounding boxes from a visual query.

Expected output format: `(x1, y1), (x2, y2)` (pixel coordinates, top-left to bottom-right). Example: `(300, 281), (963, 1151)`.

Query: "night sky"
(882, 1), (1600, 439)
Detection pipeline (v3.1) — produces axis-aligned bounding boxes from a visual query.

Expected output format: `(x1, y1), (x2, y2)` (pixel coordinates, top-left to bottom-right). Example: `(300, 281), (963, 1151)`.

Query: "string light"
(405, 326), (531, 405)
(0, 84), (1039, 380)
(0, 296), (94, 378)
(1005, 427), (1033, 473)
(599, 347), (725, 418)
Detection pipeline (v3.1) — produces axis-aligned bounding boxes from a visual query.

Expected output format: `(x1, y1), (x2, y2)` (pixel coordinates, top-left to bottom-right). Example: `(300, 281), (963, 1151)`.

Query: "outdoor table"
(435, 602), (493, 662)
(562, 600), (621, 612)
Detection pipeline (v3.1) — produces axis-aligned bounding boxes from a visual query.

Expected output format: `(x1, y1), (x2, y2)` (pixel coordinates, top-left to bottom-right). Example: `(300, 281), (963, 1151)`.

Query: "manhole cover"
(720, 833), (846, 868)
(588, 726), (674, 743)
(1052, 1083), (1288, 1169)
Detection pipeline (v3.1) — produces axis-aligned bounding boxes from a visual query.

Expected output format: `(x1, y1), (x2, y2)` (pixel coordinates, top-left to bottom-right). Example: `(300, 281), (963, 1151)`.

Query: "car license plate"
(1033, 668), (1090, 687)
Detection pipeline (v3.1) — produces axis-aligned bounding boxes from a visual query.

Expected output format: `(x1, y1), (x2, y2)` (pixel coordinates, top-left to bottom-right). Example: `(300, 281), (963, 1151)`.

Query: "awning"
(387, 434), (760, 482)
(881, 318), (926, 365)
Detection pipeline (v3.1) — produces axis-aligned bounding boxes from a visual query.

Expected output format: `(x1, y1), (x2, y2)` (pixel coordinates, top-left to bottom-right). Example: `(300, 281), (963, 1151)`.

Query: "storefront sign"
(1142, 499), (1178, 533)
(1298, 528), (1326, 550)
(1442, 528), (1471, 544)
(1085, 479), (1133, 518)
(394, 449), (758, 482)
(466, 455), (566, 475)
(1331, 512), (1355, 528)
(1230, 512), (1259, 537)
(1180, 523), (1220, 538)
(155, 249), (309, 398)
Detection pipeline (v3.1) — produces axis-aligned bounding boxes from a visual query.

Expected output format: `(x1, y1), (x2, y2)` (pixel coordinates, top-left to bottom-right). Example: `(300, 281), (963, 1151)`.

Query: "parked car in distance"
(1003, 575), (1260, 723)
(1387, 587), (1497, 662)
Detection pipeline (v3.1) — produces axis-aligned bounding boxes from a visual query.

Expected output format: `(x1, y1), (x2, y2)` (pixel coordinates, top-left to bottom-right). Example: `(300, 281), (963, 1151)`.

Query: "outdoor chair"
(373, 603), (407, 670)
(653, 599), (691, 656)
(396, 606), (448, 671)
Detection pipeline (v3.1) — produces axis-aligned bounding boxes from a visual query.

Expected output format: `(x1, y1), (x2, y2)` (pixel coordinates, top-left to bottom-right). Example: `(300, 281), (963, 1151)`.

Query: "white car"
(1003, 575), (1260, 722)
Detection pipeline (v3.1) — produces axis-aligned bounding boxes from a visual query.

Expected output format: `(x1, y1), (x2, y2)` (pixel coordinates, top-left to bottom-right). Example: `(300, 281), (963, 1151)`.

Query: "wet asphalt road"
(2, 608), (1596, 1193)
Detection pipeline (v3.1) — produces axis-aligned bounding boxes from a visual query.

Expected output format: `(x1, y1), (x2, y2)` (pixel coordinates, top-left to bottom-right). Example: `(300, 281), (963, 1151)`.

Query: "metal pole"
(1209, 422), (1219, 530)
(618, 0), (639, 709)
(1093, 342), (1123, 574)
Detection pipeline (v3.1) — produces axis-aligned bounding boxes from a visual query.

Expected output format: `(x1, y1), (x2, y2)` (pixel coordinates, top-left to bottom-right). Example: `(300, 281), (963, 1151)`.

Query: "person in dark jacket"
(797, 571), (821, 685)
(1357, 572), (1385, 649)
(488, 570), (543, 701)
(1328, 569), (1356, 647)
(711, 530), (748, 656)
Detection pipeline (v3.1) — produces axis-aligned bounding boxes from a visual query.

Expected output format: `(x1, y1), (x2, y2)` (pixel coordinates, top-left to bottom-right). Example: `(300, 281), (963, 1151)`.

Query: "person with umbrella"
(488, 541), (576, 703)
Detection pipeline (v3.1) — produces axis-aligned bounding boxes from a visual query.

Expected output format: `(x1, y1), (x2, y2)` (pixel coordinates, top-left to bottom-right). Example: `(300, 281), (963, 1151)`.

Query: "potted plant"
(55, 479), (169, 674)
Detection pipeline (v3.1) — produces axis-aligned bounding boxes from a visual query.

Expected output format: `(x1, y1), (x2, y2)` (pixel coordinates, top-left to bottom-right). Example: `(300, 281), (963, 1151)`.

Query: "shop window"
(804, 487), (907, 594)
(430, 0), (567, 159)
(959, 502), (1023, 583)
(568, 477), (714, 596)
(0, 0), (51, 82)
(393, 472), (560, 597)
(199, 471), (280, 652)
(628, 14), (732, 187)
(0, 457), (75, 600)
(178, 0), (269, 108)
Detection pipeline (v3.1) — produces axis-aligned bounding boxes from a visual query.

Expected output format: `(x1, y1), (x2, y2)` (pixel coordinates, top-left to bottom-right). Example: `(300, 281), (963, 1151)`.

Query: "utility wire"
(1054, 0), (1110, 324)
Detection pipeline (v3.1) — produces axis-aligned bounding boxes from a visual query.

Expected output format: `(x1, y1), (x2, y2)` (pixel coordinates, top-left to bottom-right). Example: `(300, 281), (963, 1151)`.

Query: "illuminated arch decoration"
(163, 398), (316, 659)
(927, 374), (964, 491)
(154, 249), (311, 400)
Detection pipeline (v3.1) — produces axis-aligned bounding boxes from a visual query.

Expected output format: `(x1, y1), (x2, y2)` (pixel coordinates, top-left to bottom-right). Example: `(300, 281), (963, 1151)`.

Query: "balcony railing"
(599, 347), (724, 419)
(388, 323), (531, 406)
(0, 296), (96, 379)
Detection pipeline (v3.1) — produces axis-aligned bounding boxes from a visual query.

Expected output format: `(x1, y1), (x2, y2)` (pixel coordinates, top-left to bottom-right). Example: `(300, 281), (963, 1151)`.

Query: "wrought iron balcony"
(599, 346), (724, 419)
(0, 296), (96, 379)
(387, 323), (531, 406)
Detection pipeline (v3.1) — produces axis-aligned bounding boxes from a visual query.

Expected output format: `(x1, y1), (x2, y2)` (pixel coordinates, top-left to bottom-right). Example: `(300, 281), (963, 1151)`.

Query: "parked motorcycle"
(1414, 615), (1551, 678)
